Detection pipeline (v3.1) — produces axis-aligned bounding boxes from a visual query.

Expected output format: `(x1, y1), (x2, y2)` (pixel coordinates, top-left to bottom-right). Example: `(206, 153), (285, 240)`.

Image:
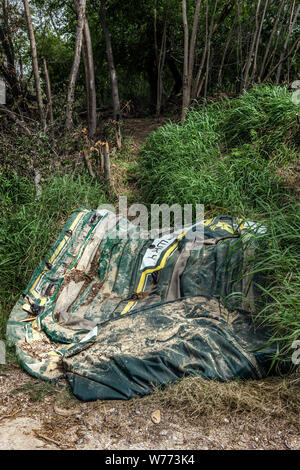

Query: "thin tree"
(204, 0), (218, 101)
(217, 17), (236, 90)
(258, 0), (286, 81)
(22, 0), (44, 121)
(74, 0), (97, 138)
(99, 2), (121, 121)
(181, 0), (203, 120)
(192, 0), (235, 100)
(275, 2), (300, 83)
(241, 0), (262, 91)
(65, 0), (86, 130)
(83, 18), (97, 138)
(263, 35), (300, 82)
(42, 57), (54, 131)
(0, 0), (23, 105)
(250, 0), (269, 83)
(154, 4), (168, 118)
(265, 4), (288, 75)
(182, 0), (189, 121)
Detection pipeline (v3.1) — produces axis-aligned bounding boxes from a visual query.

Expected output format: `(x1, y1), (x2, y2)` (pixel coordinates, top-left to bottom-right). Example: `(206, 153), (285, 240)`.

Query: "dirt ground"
(0, 363), (300, 450)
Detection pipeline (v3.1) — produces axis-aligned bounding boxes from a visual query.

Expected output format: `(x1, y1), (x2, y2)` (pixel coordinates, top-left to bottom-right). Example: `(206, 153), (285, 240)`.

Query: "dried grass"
(132, 374), (300, 430)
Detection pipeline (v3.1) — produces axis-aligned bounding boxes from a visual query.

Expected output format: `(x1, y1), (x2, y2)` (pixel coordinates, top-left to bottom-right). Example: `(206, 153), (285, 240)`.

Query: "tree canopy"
(0, 0), (299, 130)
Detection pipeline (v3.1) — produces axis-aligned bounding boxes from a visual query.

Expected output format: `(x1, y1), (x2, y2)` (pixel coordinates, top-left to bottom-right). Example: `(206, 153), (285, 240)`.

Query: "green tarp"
(7, 208), (275, 401)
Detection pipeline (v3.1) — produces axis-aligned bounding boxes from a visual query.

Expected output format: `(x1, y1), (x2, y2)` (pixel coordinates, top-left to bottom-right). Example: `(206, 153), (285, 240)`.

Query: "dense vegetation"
(140, 85), (299, 211)
(140, 84), (300, 361)
(0, 0), (299, 128)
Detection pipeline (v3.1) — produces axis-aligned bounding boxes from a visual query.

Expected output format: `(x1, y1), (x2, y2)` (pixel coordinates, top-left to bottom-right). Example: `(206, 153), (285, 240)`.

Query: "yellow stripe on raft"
(120, 232), (186, 315)
(29, 210), (89, 299)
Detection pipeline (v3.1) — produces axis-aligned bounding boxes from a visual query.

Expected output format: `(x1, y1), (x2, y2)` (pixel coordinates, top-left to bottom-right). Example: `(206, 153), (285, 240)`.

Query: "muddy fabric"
(7, 208), (275, 401)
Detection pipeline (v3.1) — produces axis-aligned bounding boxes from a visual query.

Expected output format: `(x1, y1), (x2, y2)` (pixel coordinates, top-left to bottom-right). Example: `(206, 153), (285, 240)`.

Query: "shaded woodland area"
(0, 0), (299, 137)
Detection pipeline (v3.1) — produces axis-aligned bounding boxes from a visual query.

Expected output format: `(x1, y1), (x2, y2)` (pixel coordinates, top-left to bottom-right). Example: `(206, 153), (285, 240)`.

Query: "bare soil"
(0, 363), (299, 450)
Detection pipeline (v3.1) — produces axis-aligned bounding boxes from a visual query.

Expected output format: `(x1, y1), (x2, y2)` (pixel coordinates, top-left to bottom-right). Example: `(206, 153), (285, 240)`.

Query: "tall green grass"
(0, 172), (107, 338)
(245, 200), (300, 362)
(220, 85), (300, 154)
(139, 85), (300, 360)
(139, 85), (298, 214)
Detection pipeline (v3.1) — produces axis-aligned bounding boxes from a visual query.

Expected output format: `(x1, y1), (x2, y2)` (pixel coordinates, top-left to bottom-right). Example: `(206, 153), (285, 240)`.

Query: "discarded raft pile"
(7, 208), (275, 401)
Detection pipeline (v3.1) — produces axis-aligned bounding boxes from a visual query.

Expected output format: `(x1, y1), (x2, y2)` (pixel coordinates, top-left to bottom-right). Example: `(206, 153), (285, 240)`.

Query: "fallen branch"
(0, 104), (59, 159)
(33, 431), (68, 448)
(0, 104), (31, 136)
(0, 408), (21, 422)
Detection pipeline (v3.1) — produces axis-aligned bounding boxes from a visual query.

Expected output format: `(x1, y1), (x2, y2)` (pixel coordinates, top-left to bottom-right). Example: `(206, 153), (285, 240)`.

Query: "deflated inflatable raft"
(7, 208), (275, 401)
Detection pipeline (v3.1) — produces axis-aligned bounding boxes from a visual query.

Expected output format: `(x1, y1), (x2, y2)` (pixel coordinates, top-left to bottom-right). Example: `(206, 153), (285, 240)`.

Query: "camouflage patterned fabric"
(7, 208), (275, 401)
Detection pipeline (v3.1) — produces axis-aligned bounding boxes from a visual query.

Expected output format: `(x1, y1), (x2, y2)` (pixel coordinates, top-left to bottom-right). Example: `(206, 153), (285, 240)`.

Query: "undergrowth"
(139, 85), (300, 361)
(139, 85), (298, 213)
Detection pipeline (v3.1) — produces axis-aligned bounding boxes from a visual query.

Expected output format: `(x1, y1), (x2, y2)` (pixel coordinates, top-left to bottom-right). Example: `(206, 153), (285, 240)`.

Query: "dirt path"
(124, 117), (166, 148)
(1, 118), (299, 451)
(109, 117), (167, 202)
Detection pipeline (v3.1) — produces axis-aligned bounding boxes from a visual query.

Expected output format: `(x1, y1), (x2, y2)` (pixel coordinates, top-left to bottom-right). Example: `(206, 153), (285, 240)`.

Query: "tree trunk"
(0, 0), (21, 103)
(156, 5), (168, 118)
(182, 0), (190, 121)
(65, 0), (86, 130)
(83, 17), (97, 138)
(275, 2), (300, 83)
(74, 0), (97, 138)
(42, 57), (54, 131)
(217, 17), (235, 89)
(258, 0), (285, 81)
(181, 0), (208, 116)
(99, 2), (121, 121)
(1, 0), (15, 67)
(236, 0), (243, 92)
(263, 35), (300, 82)
(166, 55), (182, 96)
(22, 0), (44, 121)
(265, 5), (288, 74)
(204, 0), (218, 101)
(188, 0), (202, 95)
(192, 0), (235, 99)
(241, 0), (261, 91)
(250, 0), (269, 83)
(82, 41), (91, 126)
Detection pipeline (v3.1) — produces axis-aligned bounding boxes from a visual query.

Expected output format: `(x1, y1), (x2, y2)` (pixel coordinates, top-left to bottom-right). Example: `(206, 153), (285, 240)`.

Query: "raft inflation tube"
(7, 208), (276, 401)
